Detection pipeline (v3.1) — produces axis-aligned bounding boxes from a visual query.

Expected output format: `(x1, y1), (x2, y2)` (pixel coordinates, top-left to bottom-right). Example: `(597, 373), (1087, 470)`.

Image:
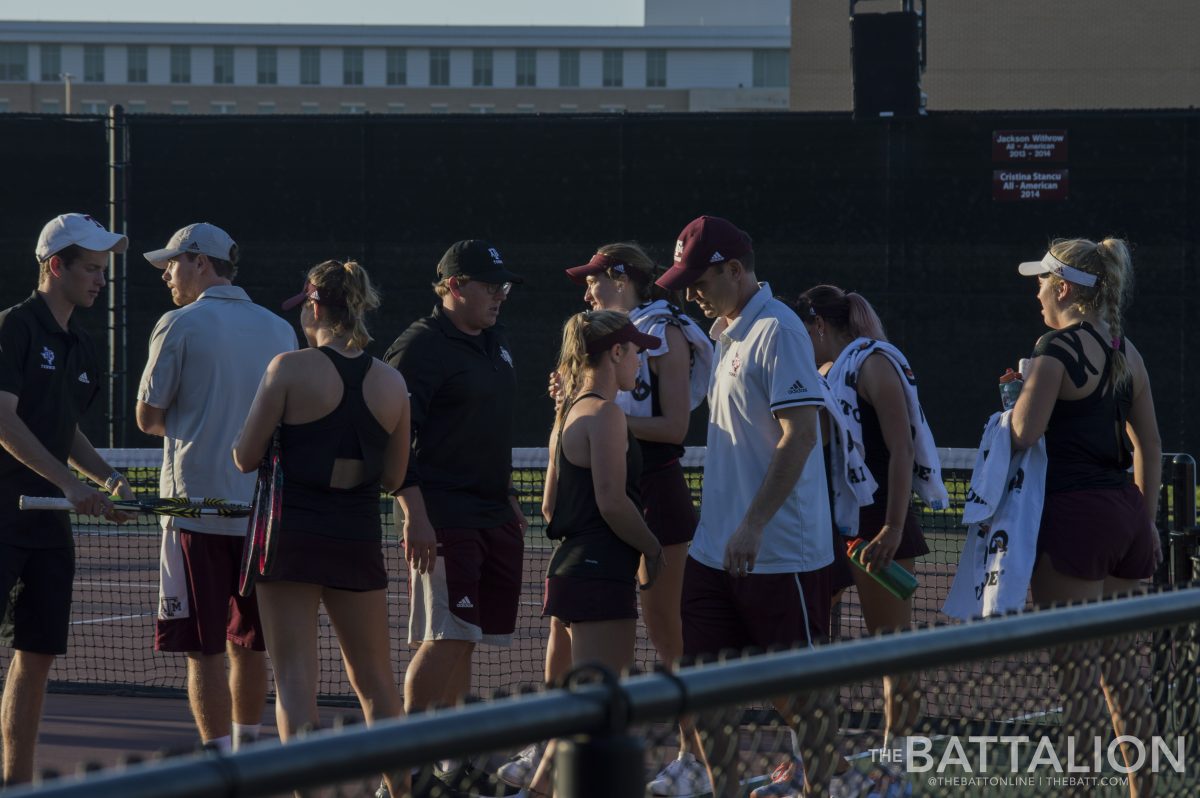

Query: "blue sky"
(4, 1), (645, 26)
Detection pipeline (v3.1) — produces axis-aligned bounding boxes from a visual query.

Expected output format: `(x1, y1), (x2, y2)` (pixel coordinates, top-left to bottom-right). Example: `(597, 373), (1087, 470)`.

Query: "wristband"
(103, 471), (126, 493)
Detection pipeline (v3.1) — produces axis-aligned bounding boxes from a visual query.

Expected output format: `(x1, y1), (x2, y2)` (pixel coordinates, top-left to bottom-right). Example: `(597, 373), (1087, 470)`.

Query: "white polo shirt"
(138, 285), (296, 535)
(690, 282), (833, 574)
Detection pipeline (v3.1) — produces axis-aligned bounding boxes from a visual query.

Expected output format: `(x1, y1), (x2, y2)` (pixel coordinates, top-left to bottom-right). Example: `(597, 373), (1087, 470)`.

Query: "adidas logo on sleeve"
(787, 379), (806, 395)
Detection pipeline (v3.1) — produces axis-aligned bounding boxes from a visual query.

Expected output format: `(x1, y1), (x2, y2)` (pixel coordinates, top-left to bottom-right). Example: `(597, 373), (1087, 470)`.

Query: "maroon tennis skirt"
(258, 527), (387, 592)
(830, 504), (928, 595)
(1037, 483), (1156, 581)
(639, 460), (698, 547)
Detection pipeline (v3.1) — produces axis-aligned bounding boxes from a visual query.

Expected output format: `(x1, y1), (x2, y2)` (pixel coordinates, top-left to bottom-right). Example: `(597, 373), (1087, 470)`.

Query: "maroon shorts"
(681, 557), (831, 659)
(155, 530), (265, 655)
(640, 461), (698, 547)
(542, 575), (638, 625)
(831, 504), (929, 595)
(1037, 483), (1157, 581)
(258, 528), (386, 592)
(409, 518), (524, 645)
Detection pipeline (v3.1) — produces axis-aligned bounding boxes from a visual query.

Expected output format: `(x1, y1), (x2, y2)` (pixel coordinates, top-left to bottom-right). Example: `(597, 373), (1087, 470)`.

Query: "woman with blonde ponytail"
(232, 260), (411, 797)
(522, 310), (666, 798)
(1013, 238), (1161, 797)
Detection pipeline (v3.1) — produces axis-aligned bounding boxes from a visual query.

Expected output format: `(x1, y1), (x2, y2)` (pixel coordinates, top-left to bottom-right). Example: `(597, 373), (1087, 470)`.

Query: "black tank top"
(1033, 322), (1134, 493)
(638, 364), (687, 471)
(546, 393), (643, 582)
(279, 347), (389, 541)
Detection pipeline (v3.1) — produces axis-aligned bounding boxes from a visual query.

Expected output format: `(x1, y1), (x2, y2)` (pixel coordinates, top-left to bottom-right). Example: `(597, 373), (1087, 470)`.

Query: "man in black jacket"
(385, 240), (526, 725)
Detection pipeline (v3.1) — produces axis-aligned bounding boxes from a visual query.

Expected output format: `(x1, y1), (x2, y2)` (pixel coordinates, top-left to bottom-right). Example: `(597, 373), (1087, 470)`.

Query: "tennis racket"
(19, 496), (252, 518)
(238, 434), (282, 597)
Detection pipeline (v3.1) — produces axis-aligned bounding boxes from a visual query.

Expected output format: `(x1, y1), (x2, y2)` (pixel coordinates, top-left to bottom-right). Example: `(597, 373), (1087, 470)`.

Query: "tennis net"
(0, 447), (1174, 730)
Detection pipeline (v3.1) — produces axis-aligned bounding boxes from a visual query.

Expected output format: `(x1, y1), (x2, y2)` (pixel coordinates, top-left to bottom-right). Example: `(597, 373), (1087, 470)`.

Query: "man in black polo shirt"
(385, 240), (525, 724)
(0, 213), (134, 786)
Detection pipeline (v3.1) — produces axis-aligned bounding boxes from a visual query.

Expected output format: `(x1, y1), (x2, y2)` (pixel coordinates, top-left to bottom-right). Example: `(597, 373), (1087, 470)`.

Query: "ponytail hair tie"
(1111, 337), (1121, 349)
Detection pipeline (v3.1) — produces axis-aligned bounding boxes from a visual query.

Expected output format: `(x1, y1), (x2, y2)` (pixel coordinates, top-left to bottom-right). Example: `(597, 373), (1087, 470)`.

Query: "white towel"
(825, 338), (950, 513)
(818, 373), (877, 537)
(156, 519), (190, 620)
(943, 411), (1047, 619)
(616, 299), (714, 416)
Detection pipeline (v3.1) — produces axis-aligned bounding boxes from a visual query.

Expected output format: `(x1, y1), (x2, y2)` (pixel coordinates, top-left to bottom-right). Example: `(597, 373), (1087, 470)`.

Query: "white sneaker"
(646, 752), (712, 797)
(497, 743), (543, 789)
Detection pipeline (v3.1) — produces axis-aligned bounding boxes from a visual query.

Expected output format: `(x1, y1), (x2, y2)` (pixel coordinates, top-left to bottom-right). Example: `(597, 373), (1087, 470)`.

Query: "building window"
(516, 48), (536, 87)
(170, 46), (191, 84)
(301, 102), (320, 114)
(646, 49), (667, 88)
(210, 101), (236, 114)
(343, 48), (363, 86)
(472, 49), (493, 87)
(429, 48), (450, 87)
(40, 44), (61, 82)
(81, 100), (107, 114)
(559, 103), (578, 112)
(126, 100), (147, 113)
(126, 45), (147, 83)
(0, 99), (8, 113)
(469, 103), (494, 114)
(386, 47), (406, 86)
(600, 104), (626, 113)
(257, 47), (277, 85)
(340, 102), (366, 114)
(40, 98), (60, 113)
(170, 100), (189, 114)
(386, 102), (406, 113)
(83, 45), (104, 82)
(257, 102), (275, 114)
(429, 102), (449, 114)
(752, 49), (788, 88)
(213, 46), (234, 85)
(558, 49), (579, 87)
(516, 103), (535, 113)
(602, 49), (623, 87)
(0, 45), (28, 81)
(300, 47), (320, 85)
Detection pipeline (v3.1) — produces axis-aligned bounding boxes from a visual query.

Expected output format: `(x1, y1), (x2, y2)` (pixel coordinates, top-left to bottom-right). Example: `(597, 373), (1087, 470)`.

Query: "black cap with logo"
(437, 240), (525, 284)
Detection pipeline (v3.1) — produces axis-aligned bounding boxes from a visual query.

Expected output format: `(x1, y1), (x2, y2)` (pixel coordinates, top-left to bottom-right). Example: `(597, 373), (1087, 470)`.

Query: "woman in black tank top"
(233, 260), (411, 798)
(1013, 239), (1161, 794)
(793, 285), (930, 772)
(524, 310), (665, 797)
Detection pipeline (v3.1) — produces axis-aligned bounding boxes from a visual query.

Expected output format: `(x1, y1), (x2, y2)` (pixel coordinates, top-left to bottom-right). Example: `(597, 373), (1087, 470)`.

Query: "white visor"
(1017, 252), (1098, 288)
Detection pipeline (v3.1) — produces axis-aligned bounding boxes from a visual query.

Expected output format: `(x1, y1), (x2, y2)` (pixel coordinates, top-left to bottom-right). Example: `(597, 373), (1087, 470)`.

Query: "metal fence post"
(106, 104), (129, 446)
(1169, 453), (1197, 583)
(554, 665), (644, 798)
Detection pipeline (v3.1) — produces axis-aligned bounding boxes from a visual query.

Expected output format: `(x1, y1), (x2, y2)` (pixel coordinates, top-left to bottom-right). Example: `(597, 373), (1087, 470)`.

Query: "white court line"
(70, 612), (151, 626)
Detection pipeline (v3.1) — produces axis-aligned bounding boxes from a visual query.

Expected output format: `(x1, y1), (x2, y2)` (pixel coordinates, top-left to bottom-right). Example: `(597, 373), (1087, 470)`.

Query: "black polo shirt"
(384, 305), (517, 529)
(0, 291), (101, 547)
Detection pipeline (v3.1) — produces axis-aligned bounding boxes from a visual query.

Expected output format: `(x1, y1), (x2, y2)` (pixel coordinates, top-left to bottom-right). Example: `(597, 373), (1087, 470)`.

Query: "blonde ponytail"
(1048, 238), (1133, 387)
(307, 259), (381, 349)
(554, 310), (629, 424)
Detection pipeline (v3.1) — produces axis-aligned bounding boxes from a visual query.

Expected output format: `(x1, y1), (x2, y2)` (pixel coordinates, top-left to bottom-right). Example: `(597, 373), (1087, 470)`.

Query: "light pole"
(59, 71), (72, 114)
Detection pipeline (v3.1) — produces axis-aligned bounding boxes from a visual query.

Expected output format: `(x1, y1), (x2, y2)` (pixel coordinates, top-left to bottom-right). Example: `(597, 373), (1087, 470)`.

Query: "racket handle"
(19, 496), (74, 511)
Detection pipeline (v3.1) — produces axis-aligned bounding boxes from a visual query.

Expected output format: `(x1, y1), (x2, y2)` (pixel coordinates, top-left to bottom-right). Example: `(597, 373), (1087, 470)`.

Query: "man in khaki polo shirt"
(136, 223), (295, 753)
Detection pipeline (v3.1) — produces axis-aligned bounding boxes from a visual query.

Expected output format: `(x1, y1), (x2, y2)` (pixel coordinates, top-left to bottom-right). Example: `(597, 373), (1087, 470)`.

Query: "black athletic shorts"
(0, 542), (74, 655)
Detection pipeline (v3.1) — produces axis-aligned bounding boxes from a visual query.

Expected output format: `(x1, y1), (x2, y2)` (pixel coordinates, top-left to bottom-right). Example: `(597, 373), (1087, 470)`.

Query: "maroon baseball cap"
(564, 252), (629, 285)
(656, 215), (753, 291)
(585, 320), (661, 355)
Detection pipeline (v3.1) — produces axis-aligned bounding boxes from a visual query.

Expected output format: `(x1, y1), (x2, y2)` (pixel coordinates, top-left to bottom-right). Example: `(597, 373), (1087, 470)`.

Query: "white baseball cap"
(143, 223), (238, 269)
(35, 213), (128, 261)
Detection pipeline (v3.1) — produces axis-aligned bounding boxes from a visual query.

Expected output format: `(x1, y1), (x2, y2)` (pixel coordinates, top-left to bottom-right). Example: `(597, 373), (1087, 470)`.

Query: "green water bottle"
(845, 538), (919, 601)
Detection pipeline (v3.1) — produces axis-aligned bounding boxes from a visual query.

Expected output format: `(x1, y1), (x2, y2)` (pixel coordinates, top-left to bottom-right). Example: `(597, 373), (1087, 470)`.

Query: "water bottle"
(998, 368), (1023, 411)
(845, 538), (919, 601)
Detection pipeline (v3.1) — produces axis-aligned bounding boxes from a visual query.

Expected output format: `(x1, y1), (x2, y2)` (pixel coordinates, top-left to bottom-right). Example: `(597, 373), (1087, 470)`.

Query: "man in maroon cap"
(656, 216), (839, 797)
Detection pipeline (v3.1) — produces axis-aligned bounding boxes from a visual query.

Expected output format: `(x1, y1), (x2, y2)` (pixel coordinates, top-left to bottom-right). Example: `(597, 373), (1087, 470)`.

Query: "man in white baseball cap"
(136, 223), (295, 754)
(0, 213), (132, 785)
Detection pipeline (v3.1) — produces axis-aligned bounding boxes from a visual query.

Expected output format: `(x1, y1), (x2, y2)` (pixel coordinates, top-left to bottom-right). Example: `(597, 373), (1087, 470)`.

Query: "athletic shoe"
(749, 757), (805, 798)
(496, 743), (544, 788)
(646, 752), (712, 796)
